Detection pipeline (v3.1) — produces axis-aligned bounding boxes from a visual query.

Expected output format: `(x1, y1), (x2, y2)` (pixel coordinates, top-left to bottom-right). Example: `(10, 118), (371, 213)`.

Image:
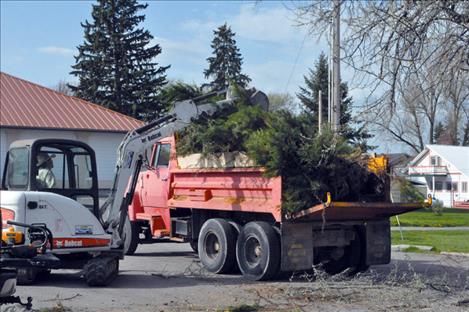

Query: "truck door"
(142, 143), (171, 208)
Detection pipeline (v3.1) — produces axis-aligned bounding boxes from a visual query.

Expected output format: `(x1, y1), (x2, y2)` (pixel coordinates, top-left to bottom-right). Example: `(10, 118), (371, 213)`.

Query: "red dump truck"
(125, 135), (429, 280)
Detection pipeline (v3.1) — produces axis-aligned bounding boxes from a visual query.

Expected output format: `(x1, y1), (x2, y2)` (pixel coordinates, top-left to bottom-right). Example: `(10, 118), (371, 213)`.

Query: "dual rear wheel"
(198, 219), (280, 280)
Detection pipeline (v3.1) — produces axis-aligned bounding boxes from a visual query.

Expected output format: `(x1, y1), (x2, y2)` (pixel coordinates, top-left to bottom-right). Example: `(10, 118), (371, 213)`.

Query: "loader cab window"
(72, 148), (93, 189)
(31, 141), (99, 217)
(35, 145), (94, 190)
(36, 147), (67, 189)
(152, 144), (170, 167)
(6, 148), (29, 189)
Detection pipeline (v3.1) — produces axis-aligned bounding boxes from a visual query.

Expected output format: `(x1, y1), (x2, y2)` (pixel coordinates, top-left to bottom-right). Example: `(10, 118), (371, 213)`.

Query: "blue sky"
(0, 1), (333, 95)
(1, 1), (396, 151)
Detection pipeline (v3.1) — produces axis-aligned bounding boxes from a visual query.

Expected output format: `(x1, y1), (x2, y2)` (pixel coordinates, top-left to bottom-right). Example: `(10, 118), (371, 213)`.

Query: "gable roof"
(0, 72), (143, 133)
(411, 144), (469, 179)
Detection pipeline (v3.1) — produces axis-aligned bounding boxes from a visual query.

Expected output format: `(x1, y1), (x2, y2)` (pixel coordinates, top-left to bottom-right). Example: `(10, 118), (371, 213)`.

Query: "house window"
(446, 182), (452, 191)
(430, 156), (440, 166)
(435, 181), (443, 191)
(452, 182), (458, 192)
(463, 182), (468, 193)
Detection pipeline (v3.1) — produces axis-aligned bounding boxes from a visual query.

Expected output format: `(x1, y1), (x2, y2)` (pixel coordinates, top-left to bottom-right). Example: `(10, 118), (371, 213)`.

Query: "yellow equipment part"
(368, 155), (388, 174)
(2, 226), (24, 245)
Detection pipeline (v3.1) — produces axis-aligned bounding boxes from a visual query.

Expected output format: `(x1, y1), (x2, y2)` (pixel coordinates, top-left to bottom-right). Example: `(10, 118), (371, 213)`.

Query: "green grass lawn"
(391, 230), (469, 253)
(390, 208), (469, 227)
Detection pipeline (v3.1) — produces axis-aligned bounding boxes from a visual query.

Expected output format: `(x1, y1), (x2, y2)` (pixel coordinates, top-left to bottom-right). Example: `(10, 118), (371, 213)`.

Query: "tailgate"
(291, 195), (432, 221)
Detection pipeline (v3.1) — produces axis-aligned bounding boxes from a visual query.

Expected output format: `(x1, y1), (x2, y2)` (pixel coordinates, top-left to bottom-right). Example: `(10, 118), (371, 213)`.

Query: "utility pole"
(332, 0), (341, 132)
(318, 90), (322, 134)
(328, 19), (333, 127)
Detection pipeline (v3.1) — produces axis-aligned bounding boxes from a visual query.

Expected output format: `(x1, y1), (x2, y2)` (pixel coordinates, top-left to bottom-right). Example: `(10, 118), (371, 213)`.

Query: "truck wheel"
(123, 217), (139, 255)
(83, 256), (119, 286)
(236, 221), (280, 281)
(16, 268), (38, 285)
(189, 241), (198, 253)
(198, 218), (237, 274)
(324, 230), (362, 275)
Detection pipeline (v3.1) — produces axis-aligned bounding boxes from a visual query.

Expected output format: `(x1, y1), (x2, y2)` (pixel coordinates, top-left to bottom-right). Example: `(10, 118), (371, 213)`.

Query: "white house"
(408, 144), (469, 208)
(0, 72), (143, 188)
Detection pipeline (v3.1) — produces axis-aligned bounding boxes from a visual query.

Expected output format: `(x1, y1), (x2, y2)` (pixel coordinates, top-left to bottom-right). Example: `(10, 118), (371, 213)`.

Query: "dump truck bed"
(168, 167), (283, 222)
(167, 166), (427, 223)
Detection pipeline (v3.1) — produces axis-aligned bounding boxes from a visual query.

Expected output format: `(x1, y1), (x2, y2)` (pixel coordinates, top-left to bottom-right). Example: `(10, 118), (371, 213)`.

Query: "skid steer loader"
(0, 89), (233, 286)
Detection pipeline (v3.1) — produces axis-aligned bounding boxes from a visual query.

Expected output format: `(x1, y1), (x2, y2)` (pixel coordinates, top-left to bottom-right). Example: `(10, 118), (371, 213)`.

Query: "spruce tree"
(297, 52), (372, 149)
(70, 0), (169, 120)
(433, 122), (446, 143)
(204, 23), (251, 90)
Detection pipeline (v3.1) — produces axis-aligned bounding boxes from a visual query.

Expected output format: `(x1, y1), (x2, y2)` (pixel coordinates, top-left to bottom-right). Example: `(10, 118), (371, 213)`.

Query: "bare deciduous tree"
(293, 0), (468, 112)
(267, 92), (298, 112)
(293, 0), (469, 150)
(54, 80), (74, 96)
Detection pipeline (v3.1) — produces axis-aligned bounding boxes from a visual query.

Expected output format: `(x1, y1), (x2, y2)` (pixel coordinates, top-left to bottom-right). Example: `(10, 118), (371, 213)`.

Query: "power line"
(284, 32), (308, 94)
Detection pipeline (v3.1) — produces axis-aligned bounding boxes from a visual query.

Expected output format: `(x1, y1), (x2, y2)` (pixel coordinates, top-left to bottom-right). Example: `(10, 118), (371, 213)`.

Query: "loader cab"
(2, 139), (100, 217)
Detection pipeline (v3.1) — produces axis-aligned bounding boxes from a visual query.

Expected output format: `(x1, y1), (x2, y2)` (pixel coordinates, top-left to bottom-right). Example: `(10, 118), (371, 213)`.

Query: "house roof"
(0, 72), (143, 133)
(386, 153), (412, 168)
(410, 144), (469, 178)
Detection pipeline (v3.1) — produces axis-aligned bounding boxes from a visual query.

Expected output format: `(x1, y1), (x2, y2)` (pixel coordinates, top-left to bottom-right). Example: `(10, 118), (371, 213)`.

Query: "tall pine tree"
(70, 0), (169, 120)
(297, 52), (372, 150)
(204, 23), (251, 90)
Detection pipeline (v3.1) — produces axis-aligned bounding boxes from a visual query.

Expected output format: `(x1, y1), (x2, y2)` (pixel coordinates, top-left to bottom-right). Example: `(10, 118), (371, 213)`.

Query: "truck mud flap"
(364, 220), (391, 265)
(280, 222), (314, 272)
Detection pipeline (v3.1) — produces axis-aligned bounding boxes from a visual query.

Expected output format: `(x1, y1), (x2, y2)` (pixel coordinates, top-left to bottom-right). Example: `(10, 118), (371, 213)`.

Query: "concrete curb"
(441, 252), (469, 257)
(392, 244), (435, 252)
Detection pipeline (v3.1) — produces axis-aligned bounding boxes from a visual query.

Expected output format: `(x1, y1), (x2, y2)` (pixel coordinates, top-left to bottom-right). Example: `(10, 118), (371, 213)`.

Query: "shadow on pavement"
(22, 253), (469, 291)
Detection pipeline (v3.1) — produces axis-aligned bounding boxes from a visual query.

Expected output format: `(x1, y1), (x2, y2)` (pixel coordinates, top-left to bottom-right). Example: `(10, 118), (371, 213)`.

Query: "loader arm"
(100, 90), (233, 248)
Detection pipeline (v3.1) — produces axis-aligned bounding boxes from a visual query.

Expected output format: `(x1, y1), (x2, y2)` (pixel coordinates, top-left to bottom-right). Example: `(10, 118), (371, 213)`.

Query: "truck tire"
(83, 256), (119, 286)
(236, 221), (280, 281)
(189, 241), (198, 253)
(324, 230), (362, 275)
(123, 217), (139, 255)
(198, 218), (237, 274)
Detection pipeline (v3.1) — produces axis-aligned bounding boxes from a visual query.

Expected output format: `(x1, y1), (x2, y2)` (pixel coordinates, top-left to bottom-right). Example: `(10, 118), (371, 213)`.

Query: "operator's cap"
(37, 152), (55, 167)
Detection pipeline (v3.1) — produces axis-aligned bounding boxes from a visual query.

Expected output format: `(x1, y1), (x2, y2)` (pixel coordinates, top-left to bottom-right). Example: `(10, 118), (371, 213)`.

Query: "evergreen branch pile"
(176, 90), (385, 214)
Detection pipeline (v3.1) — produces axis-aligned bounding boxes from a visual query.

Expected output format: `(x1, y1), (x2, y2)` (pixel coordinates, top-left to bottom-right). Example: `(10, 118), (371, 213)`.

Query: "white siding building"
(408, 145), (469, 208)
(0, 72), (143, 188)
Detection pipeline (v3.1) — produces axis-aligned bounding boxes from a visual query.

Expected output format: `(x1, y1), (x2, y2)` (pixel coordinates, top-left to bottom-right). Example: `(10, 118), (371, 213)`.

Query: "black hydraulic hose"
(6, 220), (51, 250)
(191, 88), (226, 103)
(134, 114), (175, 134)
(116, 156), (143, 245)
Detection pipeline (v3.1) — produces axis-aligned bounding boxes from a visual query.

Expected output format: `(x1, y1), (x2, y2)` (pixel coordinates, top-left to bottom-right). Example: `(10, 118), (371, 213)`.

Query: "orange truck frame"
(126, 135), (428, 280)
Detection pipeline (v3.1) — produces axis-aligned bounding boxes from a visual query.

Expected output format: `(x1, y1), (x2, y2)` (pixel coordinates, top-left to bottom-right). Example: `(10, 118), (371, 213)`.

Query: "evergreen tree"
(204, 23), (251, 90)
(70, 0), (169, 120)
(297, 52), (372, 150)
(463, 122), (469, 146)
(433, 122), (446, 143)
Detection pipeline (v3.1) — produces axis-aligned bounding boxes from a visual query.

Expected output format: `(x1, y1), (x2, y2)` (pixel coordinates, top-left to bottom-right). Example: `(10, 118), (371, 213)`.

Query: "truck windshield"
(153, 144), (170, 167)
(7, 147), (29, 189)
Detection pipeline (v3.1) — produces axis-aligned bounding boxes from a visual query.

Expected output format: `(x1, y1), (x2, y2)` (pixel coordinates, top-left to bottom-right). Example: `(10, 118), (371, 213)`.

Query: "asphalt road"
(11, 242), (469, 312)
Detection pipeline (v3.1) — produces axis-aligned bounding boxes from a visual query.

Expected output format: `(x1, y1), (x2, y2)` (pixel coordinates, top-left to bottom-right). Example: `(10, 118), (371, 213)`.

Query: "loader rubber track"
(83, 256), (119, 286)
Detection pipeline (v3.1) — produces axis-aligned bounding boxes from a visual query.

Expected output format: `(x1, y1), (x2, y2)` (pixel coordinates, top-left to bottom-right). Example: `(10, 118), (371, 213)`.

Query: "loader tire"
(123, 217), (139, 255)
(236, 222), (280, 281)
(83, 256), (119, 287)
(198, 218), (237, 274)
(16, 268), (38, 285)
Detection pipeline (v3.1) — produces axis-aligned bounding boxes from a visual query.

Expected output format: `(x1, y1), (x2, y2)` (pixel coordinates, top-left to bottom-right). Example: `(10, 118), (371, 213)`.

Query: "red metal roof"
(0, 72), (143, 132)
